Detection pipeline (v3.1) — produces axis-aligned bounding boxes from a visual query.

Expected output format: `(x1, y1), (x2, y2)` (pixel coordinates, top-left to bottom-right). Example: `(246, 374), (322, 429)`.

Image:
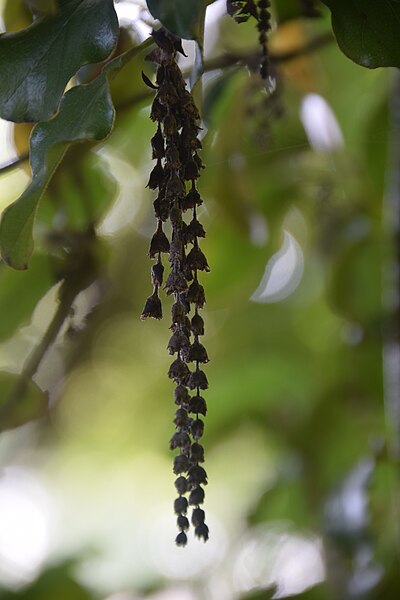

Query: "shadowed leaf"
(0, 0), (118, 122)
(322, 0), (400, 68)
(0, 41), (151, 270)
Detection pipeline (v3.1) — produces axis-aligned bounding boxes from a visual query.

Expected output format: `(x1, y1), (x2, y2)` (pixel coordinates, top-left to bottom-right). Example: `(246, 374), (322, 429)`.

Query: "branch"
(0, 284), (76, 422)
(0, 31), (334, 176)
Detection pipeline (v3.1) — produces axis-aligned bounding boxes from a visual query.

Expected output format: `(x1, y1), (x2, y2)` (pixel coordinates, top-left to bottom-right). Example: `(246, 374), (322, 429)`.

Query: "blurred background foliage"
(0, 0), (399, 599)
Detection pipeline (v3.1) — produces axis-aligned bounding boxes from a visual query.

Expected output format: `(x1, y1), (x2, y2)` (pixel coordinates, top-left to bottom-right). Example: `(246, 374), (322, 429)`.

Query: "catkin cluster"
(227, 0), (272, 80)
(141, 29), (209, 546)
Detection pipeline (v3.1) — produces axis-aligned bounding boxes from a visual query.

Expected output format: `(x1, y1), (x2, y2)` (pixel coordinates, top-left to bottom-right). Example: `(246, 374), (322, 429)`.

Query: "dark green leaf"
(322, 0), (400, 68)
(147, 0), (214, 41)
(0, 371), (48, 432)
(0, 254), (58, 340)
(0, 41), (151, 270)
(0, 0), (118, 122)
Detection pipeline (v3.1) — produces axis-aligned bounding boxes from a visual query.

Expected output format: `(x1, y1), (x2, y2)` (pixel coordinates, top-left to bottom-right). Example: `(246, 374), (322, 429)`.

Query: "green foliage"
(0, 371), (47, 432)
(0, 0), (398, 598)
(0, 255), (58, 340)
(0, 41), (151, 270)
(147, 0), (213, 40)
(322, 0), (400, 68)
(0, 0), (119, 122)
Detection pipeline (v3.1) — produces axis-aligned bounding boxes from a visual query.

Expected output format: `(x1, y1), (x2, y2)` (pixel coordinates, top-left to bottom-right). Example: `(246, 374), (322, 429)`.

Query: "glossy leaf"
(146, 0), (214, 41)
(0, 42), (150, 270)
(0, 0), (119, 122)
(0, 371), (48, 432)
(322, 0), (400, 68)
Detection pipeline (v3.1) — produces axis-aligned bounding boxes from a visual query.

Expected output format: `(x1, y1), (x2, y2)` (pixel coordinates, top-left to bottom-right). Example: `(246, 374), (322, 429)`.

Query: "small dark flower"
(174, 495), (188, 514)
(188, 340), (209, 363)
(177, 514), (190, 531)
(163, 112), (178, 136)
(191, 313), (204, 336)
(179, 291), (191, 314)
(149, 223), (170, 257)
(176, 531), (188, 546)
(153, 194), (170, 221)
(151, 261), (164, 286)
(170, 431), (191, 450)
(184, 158), (199, 180)
(189, 395), (207, 416)
(174, 384), (190, 406)
(166, 171), (185, 198)
(186, 218), (206, 242)
(186, 247), (210, 272)
(152, 28), (176, 53)
(150, 96), (167, 121)
(183, 187), (202, 211)
(190, 442), (205, 463)
(141, 291), (162, 320)
(183, 261), (193, 282)
(171, 300), (186, 324)
(189, 485), (205, 505)
(186, 280), (206, 307)
(166, 142), (180, 169)
(169, 206), (183, 228)
(168, 332), (190, 355)
(169, 237), (184, 262)
(165, 271), (188, 294)
(188, 369), (208, 390)
(168, 358), (190, 383)
(188, 465), (208, 485)
(191, 419), (204, 440)
(147, 159), (164, 190)
(195, 523), (209, 541)
(175, 476), (188, 494)
(151, 124), (165, 158)
(174, 408), (190, 428)
(191, 507), (205, 527)
(173, 453), (190, 474)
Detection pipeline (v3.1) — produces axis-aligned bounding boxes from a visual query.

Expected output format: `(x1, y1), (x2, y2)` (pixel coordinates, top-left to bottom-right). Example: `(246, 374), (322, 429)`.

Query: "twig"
(0, 285), (76, 422)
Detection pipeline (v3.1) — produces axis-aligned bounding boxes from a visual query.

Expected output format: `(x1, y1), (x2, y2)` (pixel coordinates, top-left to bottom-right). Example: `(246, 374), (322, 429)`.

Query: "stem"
(0, 285), (76, 422)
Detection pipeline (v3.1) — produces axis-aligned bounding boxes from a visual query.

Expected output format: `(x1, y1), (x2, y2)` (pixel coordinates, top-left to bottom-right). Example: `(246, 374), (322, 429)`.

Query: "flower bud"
(174, 495), (188, 514)
(189, 485), (205, 505)
(173, 453), (190, 474)
(176, 531), (188, 546)
(140, 291), (162, 320)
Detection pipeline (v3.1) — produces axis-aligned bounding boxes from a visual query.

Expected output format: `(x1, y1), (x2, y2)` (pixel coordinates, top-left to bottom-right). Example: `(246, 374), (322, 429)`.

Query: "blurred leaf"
(0, 41), (150, 270)
(249, 477), (313, 529)
(0, 371), (48, 432)
(0, 254), (57, 341)
(0, 0), (118, 122)
(328, 238), (382, 324)
(0, 561), (96, 599)
(147, 0), (215, 41)
(322, 0), (400, 68)
(2, 0), (32, 32)
(273, 0), (307, 23)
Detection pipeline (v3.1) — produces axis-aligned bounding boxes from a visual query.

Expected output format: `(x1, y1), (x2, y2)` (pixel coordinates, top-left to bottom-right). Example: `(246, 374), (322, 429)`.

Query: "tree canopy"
(0, 1), (399, 598)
